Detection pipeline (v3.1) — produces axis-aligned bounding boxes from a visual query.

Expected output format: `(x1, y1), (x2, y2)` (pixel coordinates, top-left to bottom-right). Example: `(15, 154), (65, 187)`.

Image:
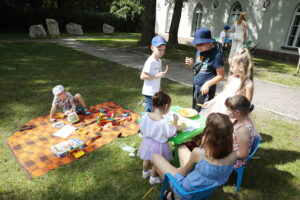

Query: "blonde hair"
(229, 48), (253, 92)
(237, 12), (247, 26)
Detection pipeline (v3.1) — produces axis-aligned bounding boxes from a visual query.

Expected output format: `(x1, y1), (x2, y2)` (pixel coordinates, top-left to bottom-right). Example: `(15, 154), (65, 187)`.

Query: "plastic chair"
(159, 173), (218, 200)
(233, 135), (261, 192)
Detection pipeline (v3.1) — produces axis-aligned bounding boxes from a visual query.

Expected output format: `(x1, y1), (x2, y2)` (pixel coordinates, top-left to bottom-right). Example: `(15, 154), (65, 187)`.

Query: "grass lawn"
(0, 42), (300, 200)
(77, 33), (300, 88)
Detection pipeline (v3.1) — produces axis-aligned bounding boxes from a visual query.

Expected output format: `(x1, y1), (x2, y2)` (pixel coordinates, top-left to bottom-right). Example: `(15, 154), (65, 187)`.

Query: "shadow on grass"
(259, 133), (273, 143)
(226, 147), (300, 199)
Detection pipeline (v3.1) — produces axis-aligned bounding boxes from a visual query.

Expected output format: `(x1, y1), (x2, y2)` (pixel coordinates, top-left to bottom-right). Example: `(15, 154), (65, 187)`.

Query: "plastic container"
(51, 138), (85, 158)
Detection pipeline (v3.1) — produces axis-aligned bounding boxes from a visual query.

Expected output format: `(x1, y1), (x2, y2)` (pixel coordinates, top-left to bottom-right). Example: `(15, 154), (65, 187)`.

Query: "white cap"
(52, 85), (64, 96)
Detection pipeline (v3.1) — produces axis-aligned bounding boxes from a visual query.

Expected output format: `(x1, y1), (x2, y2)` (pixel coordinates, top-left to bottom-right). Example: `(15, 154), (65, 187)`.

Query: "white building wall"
(155, 0), (300, 56)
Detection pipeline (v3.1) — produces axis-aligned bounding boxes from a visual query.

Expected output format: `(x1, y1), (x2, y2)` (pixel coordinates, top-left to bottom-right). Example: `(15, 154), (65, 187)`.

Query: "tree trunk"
(140, 0), (156, 46)
(168, 0), (184, 44)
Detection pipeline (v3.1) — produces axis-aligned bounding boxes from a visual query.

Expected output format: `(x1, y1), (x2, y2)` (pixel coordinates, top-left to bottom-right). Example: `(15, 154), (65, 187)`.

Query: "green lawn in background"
(77, 33), (300, 88)
(0, 42), (299, 200)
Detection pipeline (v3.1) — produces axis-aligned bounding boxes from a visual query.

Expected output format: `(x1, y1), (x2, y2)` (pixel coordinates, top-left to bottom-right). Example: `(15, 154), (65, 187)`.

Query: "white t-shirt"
(139, 113), (176, 143)
(219, 31), (226, 43)
(142, 56), (162, 96)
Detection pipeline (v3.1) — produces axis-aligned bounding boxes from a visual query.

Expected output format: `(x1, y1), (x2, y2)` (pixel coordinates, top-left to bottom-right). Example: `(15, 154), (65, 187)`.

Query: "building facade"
(155, 0), (300, 58)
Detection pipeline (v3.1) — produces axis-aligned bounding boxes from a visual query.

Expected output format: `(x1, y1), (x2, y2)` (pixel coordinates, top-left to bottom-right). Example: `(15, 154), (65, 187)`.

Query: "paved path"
(4, 38), (300, 121)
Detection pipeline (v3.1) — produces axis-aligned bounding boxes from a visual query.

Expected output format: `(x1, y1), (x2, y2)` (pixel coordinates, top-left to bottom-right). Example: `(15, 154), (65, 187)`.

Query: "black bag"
(192, 57), (207, 75)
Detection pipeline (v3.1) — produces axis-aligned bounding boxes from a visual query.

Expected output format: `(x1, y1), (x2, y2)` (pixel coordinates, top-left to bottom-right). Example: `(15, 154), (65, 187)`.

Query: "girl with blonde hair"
(201, 48), (254, 116)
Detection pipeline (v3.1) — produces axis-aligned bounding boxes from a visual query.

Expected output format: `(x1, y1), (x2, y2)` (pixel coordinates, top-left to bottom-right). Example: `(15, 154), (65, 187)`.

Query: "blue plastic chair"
(233, 135), (261, 192)
(159, 173), (218, 200)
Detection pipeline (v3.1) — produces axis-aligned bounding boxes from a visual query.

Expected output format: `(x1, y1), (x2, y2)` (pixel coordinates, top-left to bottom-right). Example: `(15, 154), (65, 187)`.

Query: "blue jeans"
(144, 95), (153, 112)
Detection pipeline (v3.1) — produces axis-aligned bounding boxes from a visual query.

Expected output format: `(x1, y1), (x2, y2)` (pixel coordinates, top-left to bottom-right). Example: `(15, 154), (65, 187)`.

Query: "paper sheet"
(52, 125), (77, 138)
(164, 112), (201, 132)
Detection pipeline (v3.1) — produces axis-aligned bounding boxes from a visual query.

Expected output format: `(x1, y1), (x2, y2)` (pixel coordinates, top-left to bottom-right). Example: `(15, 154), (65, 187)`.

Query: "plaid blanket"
(7, 102), (140, 178)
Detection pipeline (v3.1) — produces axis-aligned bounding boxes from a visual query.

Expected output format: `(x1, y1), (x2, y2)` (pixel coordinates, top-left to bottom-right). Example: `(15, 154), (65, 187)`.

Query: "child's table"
(169, 106), (206, 167)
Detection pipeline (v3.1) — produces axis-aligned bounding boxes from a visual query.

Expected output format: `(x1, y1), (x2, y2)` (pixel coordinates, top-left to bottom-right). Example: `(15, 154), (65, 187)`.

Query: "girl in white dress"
(229, 12), (248, 59)
(201, 48), (253, 116)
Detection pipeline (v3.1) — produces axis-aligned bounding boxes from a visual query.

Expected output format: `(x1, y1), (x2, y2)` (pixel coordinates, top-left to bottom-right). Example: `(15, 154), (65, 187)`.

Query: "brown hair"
(225, 95), (254, 115)
(152, 91), (171, 112)
(237, 12), (247, 26)
(202, 113), (233, 159)
(229, 48), (253, 92)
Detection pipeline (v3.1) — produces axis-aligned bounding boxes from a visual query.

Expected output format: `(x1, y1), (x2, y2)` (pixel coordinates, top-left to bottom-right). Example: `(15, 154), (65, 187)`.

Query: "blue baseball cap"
(224, 25), (231, 30)
(191, 28), (215, 45)
(151, 36), (167, 46)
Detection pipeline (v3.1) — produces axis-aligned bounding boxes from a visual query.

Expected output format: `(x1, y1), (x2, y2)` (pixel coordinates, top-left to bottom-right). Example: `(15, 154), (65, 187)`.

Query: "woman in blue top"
(152, 113), (237, 200)
(185, 28), (225, 112)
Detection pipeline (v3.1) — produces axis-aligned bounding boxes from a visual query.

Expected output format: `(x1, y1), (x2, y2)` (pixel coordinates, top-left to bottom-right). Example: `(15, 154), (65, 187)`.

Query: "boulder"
(29, 25), (47, 38)
(103, 23), (115, 35)
(66, 23), (83, 35)
(46, 18), (60, 36)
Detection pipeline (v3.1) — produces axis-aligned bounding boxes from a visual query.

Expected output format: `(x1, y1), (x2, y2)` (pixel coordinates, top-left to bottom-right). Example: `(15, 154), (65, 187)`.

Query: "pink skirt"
(138, 137), (172, 161)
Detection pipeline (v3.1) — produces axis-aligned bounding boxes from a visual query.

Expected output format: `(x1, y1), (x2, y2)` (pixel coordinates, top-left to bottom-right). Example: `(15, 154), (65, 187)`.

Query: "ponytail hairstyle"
(225, 95), (254, 116)
(152, 91), (171, 113)
(229, 48), (253, 93)
(202, 113), (233, 159)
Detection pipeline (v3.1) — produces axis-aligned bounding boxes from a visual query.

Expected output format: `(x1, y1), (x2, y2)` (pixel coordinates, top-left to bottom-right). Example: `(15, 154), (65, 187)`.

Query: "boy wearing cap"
(185, 28), (225, 112)
(140, 36), (167, 112)
(49, 85), (88, 122)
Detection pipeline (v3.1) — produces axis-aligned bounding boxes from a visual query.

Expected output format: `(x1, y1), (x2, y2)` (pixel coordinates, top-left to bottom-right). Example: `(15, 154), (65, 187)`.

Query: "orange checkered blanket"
(7, 102), (140, 178)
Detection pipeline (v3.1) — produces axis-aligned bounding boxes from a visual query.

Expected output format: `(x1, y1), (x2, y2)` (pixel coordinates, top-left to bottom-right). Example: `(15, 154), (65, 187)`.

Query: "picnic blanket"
(7, 102), (140, 178)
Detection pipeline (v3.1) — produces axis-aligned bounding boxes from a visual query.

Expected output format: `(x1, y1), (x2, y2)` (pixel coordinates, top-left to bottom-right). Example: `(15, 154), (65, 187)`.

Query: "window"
(286, 6), (300, 48)
(165, 4), (174, 33)
(228, 2), (242, 26)
(191, 3), (203, 36)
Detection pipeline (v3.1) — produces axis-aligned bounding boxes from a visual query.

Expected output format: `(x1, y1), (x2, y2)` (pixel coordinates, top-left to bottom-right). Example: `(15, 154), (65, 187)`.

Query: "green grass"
(0, 42), (300, 200)
(76, 34), (300, 88)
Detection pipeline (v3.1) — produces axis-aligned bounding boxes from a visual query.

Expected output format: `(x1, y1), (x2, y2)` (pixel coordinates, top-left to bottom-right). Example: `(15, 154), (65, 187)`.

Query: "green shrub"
(0, 6), (134, 33)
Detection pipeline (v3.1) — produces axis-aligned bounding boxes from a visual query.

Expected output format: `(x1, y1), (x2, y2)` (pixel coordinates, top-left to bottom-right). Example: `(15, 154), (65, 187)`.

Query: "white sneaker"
(149, 176), (162, 184)
(142, 170), (151, 178)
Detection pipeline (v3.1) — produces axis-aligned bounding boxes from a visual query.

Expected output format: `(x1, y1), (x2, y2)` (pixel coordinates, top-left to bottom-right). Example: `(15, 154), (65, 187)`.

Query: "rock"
(29, 25), (47, 38)
(46, 18), (60, 36)
(103, 23), (115, 35)
(66, 23), (83, 35)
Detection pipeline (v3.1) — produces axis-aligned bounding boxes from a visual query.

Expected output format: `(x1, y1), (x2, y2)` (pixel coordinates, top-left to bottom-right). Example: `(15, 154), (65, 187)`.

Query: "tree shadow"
(226, 147), (300, 199)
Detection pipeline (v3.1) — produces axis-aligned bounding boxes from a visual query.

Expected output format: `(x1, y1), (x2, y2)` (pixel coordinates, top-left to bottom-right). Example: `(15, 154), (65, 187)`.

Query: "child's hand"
(157, 71), (166, 78)
(200, 82), (210, 95)
(202, 101), (210, 108)
(173, 114), (179, 124)
(50, 118), (56, 123)
(185, 57), (193, 66)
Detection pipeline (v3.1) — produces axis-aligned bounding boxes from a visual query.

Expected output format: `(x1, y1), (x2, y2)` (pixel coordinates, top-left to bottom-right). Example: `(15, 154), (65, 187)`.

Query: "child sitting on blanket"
(49, 85), (88, 122)
(138, 91), (178, 185)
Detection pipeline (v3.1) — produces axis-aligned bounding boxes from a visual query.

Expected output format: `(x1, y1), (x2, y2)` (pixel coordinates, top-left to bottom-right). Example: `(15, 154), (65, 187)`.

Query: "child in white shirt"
(140, 36), (167, 112)
(49, 85), (88, 122)
(138, 91), (178, 184)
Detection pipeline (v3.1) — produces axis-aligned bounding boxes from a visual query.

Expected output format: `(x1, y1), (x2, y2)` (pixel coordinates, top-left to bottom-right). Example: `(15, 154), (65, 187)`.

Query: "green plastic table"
(137, 106), (206, 167)
(169, 106), (206, 167)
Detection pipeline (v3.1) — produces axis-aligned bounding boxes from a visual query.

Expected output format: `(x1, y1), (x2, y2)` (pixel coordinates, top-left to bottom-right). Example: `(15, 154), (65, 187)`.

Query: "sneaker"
(142, 170), (151, 179)
(149, 176), (162, 184)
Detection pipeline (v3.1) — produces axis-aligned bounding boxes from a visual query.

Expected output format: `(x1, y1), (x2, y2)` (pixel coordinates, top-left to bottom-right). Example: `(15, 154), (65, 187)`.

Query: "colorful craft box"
(50, 138), (85, 158)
